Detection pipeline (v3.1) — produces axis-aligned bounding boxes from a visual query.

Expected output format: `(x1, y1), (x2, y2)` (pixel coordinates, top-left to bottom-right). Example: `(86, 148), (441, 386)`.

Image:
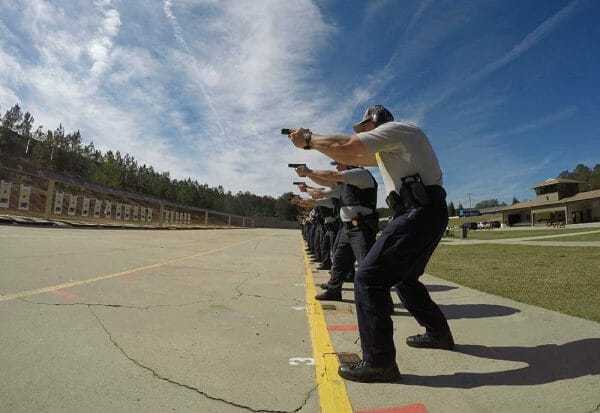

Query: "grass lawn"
(462, 227), (596, 240)
(536, 232), (600, 242)
(426, 244), (600, 322)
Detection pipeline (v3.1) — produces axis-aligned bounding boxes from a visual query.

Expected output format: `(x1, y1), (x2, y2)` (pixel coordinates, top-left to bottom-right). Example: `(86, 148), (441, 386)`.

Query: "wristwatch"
(303, 132), (312, 150)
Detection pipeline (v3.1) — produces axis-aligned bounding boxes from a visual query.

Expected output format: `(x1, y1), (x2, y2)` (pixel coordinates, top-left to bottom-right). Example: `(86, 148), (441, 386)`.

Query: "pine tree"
(447, 201), (456, 217)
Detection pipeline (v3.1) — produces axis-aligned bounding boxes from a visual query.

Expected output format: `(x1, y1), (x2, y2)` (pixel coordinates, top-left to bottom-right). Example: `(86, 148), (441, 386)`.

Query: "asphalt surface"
(1, 226), (599, 412)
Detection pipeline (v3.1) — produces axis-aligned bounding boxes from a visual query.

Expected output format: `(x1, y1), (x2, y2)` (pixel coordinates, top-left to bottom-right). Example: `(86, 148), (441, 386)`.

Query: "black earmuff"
(370, 105), (394, 127)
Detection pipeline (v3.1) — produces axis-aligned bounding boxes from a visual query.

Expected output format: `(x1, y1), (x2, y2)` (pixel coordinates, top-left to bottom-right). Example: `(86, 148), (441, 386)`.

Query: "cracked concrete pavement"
(0, 226), (318, 413)
(2, 225), (599, 413)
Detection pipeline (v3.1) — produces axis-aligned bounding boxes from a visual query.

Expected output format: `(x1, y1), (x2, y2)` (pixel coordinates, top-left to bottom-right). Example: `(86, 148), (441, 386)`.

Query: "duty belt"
(342, 214), (376, 229)
(386, 185), (446, 214)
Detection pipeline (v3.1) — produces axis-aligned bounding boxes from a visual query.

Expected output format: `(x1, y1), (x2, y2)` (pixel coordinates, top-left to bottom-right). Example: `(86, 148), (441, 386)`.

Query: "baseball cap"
(352, 105), (394, 133)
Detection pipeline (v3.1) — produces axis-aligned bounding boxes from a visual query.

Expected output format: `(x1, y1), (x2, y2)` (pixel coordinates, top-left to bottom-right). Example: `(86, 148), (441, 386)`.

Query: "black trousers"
(327, 223), (376, 293)
(313, 224), (323, 261)
(319, 225), (333, 267)
(308, 224), (316, 253)
(354, 201), (450, 365)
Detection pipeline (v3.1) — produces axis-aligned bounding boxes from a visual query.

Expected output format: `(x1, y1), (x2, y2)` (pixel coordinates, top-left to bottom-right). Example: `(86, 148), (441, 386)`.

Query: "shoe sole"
(338, 371), (401, 383)
(406, 342), (454, 350)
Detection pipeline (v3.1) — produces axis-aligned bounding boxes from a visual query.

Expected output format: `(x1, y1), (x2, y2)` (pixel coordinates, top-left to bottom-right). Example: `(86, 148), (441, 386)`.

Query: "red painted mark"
(327, 324), (358, 331)
(355, 404), (428, 413)
(49, 290), (81, 300)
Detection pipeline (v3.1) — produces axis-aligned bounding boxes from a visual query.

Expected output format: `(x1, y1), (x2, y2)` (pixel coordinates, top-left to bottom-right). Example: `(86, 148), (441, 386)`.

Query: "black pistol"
(293, 181), (305, 185)
(281, 128), (291, 135)
(288, 163), (306, 168)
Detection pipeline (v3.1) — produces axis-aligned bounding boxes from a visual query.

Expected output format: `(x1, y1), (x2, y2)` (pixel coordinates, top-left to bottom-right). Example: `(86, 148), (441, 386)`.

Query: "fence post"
(159, 203), (164, 228)
(228, 215), (232, 227)
(44, 179), (55, 219)
(204, 210), (208, 225)
(242, 217), (245, 227)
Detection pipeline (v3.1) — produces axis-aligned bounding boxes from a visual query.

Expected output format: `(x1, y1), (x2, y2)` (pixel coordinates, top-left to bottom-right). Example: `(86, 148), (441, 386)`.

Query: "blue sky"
(1, 0), (599, 208)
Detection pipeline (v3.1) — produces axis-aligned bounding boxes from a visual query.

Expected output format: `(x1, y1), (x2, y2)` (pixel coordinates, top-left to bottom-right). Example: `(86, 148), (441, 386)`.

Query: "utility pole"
(468, 192), (472, 228)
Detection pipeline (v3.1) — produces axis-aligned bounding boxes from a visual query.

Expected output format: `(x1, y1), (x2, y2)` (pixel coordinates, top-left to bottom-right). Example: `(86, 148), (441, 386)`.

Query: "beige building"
(490, 178), (600, 226)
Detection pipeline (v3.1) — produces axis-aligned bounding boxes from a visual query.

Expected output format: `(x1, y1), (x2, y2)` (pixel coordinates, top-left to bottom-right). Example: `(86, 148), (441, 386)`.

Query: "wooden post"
(228, 215), (232, 227)
(44, 179), (55, 219)
(204, 210), (208, 225)
(159, 203), (164, 228)
(530, 208), (534, 227)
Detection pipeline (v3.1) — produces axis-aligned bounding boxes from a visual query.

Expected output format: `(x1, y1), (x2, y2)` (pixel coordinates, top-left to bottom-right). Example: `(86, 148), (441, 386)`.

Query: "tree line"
(0, 103), (301, 220)
(559, 163), (600, 191)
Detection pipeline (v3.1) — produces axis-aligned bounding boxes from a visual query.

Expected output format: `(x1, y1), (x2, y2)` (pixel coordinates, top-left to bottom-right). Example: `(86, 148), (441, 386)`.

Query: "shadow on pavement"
(426, 284), (459, 292)
(393, 303), (520, 320)
(401, 338), (600, 388)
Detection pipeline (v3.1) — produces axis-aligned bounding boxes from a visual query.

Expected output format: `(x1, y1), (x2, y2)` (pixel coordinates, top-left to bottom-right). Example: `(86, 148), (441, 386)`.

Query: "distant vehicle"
(458, 209), (481, 217)
(477, 221), (501, 229)
(462, 222), (478, 230)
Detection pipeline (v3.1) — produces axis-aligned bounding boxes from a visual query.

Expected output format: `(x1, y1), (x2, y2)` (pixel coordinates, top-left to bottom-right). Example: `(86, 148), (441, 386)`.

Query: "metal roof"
(529, 178), (583, 189)
(491, 189), (600, 213)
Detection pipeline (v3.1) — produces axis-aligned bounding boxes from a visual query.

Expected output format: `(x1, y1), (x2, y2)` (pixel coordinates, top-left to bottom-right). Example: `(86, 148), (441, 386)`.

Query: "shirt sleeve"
(358, 122), (419, 154)
(321, 185), (340, 198)
(339, 169), (375, 189)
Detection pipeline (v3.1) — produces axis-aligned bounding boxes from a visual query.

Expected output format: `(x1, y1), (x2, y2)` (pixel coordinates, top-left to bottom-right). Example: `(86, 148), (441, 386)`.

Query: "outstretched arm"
(289, 130), (377, 167)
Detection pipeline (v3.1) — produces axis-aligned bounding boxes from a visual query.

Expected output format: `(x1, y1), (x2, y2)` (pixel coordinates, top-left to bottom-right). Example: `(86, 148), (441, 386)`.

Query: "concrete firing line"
(87, 301), (317, 413)
(0, 234), (277, 303)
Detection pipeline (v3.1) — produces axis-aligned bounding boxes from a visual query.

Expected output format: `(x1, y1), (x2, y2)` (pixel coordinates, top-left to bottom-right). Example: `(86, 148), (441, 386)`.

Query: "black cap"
(353, 105), (394, 133)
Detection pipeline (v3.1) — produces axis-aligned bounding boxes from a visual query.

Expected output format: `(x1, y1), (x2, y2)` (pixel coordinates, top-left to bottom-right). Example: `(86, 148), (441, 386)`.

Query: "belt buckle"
(351, 219), (359, 227)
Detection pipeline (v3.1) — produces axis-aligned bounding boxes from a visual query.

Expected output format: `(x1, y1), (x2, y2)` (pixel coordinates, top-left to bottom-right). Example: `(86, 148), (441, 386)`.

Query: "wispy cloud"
(405, 0), (434, 33)
(478, 106), (577, 141)
(440, 106), (579, 205)
(364, 0), (394, 23)
(477, 1), (580, 80)
(88, 0), (121, 79)
(411, 0), (582, 122)
(162, 0), (187, 51)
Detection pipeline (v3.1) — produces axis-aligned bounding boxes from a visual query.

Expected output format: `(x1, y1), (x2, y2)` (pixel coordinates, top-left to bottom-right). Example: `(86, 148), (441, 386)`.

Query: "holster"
(386, 174), (433, 214)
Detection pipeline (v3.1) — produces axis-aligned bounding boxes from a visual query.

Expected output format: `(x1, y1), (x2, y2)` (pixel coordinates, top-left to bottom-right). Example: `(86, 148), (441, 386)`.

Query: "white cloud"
(88, 2), (121, 79)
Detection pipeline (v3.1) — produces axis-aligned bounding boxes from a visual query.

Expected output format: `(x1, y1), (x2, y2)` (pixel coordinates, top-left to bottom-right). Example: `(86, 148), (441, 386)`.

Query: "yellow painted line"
(302, 239), (353, 413)
(0, 235), (272, 303)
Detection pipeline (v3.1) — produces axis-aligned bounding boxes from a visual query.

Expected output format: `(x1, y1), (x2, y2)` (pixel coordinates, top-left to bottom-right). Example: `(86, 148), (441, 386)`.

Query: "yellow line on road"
(302, 240), (353, 413)
(0, 235), (271, 303)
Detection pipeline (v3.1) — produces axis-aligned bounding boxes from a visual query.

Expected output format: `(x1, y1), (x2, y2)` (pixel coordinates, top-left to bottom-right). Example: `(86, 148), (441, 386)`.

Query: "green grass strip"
(464, 228), (596, 240)
(426, 244), (600, 322)
(535, 232), (600, 242)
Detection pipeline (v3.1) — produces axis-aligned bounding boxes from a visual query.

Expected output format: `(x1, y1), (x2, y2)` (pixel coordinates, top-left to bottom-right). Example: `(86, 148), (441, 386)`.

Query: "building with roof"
(489, 178), (600, 226)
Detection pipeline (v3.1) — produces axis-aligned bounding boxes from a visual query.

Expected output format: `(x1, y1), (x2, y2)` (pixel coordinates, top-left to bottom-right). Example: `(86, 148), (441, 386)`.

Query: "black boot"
(406, 330), (454, 350)
(338, 360), (401, 383)
(315, 290), (342, 301)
